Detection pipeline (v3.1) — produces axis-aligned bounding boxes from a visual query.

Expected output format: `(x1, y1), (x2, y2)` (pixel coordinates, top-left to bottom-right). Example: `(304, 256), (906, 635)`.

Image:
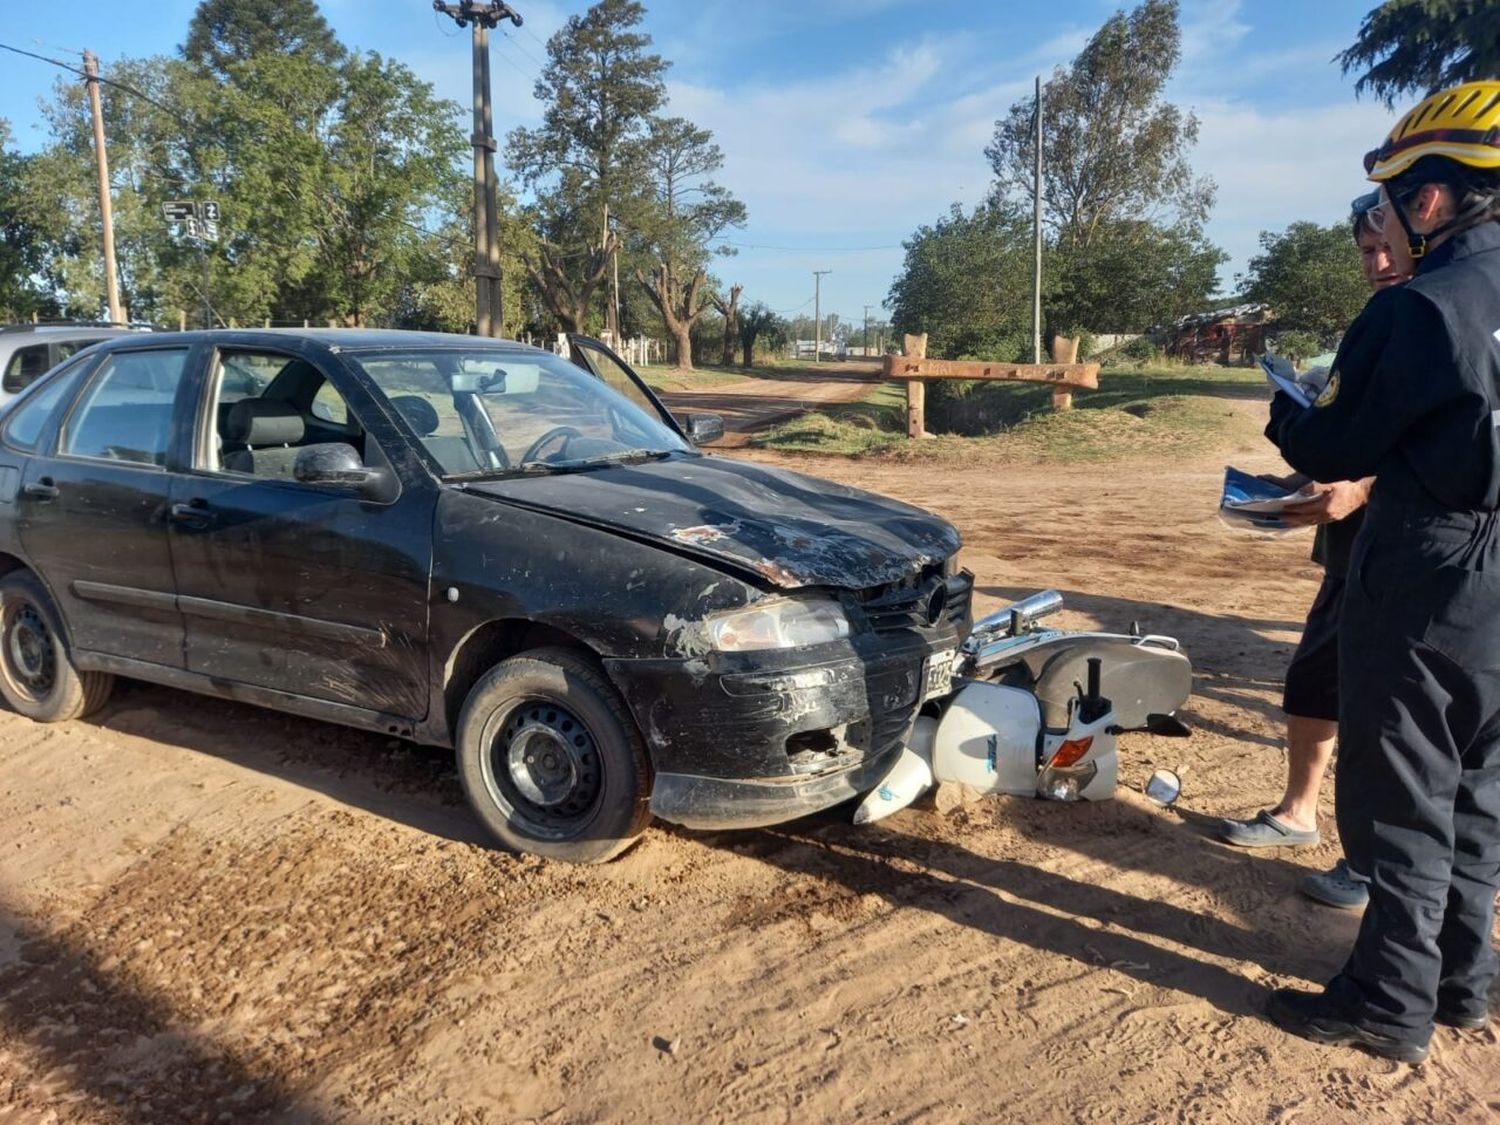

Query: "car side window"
(311, 380), (350, 427)
(2, 344), (52, 395)
(0, 358), (91, 453)
(55, 340), (96, 362)
(60, 349), (190, 467)
(206, 351), (368, 483)
(574, 344), (660, 417)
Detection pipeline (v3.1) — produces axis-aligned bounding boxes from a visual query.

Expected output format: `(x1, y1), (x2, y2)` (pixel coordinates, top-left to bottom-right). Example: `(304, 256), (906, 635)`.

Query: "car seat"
(389, 394), (481, 475)
(222, 399), (307, 478)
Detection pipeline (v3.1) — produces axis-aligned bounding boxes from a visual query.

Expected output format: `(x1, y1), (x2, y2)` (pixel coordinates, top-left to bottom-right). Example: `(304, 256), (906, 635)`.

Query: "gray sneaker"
(1300, 858), (1370, 910)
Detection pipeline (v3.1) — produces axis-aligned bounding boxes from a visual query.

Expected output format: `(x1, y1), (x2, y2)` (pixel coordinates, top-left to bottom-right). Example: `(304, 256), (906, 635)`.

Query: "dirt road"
(2, 399), (1496, 1123)
(655, 362), (878, 445)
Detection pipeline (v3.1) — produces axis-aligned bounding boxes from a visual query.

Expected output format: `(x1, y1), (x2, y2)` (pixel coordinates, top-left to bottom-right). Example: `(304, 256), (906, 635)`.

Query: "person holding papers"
(1215, 193), (1408, 919)
(1262, 80), (1500, 1063)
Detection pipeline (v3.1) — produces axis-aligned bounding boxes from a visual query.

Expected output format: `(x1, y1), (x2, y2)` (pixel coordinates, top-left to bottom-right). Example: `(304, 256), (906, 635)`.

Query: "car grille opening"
(853, 566), (972, 635)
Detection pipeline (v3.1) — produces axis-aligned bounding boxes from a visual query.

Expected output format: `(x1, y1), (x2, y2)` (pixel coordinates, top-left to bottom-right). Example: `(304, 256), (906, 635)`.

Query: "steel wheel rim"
(484, 700), (602, 836)
(4, 601), (56, 701)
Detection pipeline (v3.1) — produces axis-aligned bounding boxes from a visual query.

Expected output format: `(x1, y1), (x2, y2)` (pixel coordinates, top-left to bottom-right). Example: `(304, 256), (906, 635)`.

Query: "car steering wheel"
(521, 426), (583, 464)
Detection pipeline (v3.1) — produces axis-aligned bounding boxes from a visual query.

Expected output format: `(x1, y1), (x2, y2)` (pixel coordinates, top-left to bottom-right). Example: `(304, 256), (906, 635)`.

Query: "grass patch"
(753, 364), (1263, 463)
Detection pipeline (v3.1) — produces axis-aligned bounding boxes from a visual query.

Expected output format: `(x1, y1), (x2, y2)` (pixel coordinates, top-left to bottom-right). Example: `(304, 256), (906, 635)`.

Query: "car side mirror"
(293, 443), (387, 497)
(679, 413), (724, 445)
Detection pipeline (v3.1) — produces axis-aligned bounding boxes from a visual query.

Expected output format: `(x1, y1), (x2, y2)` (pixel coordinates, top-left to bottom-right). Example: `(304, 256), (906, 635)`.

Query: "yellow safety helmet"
(1365, 80), (1500, 181)
(1368, 79), (1500, 258)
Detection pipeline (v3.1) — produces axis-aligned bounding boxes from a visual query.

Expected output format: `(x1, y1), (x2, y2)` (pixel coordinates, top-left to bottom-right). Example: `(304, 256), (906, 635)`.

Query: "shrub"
(1272, 330), (1321, 364)
(1118, 336), (1163, 362)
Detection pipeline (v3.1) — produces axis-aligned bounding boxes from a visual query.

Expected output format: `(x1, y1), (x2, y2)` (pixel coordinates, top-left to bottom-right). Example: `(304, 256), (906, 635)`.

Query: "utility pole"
(813, 270), (831, 363)
(1032, 74), (1044, 365)
(83, 50), (125, 326)
(604, 203), (620, 345)
(434, 1), (522, 337)
(863, 303), (872, 355)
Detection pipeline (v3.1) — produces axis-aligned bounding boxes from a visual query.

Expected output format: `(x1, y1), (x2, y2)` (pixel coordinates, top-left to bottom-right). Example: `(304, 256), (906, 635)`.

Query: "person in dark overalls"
(1263, 80), (1500, 1064)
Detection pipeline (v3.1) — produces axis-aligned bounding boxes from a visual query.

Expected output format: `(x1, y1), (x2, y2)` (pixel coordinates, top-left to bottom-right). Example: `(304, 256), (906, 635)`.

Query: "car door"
(14, 345), (197, 668)
(566, 334), (679, 423)
(166, 344), (436, 719)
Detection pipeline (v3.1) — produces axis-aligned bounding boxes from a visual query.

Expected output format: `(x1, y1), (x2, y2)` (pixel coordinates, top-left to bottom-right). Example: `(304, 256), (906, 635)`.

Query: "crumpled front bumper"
(604, 638), (949, 830)
(649, 745), (904, 829)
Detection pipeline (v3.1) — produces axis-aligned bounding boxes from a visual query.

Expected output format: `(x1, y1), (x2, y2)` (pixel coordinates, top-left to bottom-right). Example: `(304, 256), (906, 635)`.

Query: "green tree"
(1339, 0), (1500, 108)
(506, 0), (666, 332)
(986, 0), (1218, 334)
(1053, 219), (1225, 334)
(0, 121), (61, 320)
(886, 201), (1036, 360)
(631, 115), (746, 367)
(737, 301), (784, 367)
(1239, 221), (1368, 341)
(27, 33), (467, 331)
(183, 0), (345, 78)
(309, 54), (468, 327)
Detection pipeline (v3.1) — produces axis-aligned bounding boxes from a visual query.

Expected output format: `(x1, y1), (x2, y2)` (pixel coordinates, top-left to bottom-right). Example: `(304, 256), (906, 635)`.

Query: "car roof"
(78, 327), (555, 358)
(0, 325), (139, 340)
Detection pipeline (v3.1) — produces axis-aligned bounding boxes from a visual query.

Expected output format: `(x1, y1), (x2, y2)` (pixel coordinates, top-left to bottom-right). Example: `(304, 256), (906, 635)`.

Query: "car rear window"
(61, 349), (190, 467)
(0, 358), (91, 453)
(2, 344), (51, 394)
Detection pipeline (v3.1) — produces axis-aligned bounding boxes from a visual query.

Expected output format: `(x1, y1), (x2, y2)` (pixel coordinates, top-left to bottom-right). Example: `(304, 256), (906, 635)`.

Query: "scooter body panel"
(930, 682), (1045, 796)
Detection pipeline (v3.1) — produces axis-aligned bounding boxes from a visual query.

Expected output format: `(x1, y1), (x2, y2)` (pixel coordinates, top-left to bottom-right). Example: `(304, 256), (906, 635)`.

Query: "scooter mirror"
(1144, 712), (1192, 738)
(1144, 768), (1182, 806)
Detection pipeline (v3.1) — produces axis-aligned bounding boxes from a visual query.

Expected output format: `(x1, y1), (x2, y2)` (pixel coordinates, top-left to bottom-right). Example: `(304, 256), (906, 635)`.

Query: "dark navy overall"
(1268, 221), (1500, 1042)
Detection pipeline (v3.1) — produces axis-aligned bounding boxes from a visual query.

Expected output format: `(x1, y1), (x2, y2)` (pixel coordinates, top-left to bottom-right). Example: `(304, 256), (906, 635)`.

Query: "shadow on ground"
(82, 679), (487, 846)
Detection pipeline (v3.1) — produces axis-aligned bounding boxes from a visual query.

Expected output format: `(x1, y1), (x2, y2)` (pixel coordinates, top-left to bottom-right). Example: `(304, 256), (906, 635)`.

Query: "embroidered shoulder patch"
(1315, 370), (1340, 407)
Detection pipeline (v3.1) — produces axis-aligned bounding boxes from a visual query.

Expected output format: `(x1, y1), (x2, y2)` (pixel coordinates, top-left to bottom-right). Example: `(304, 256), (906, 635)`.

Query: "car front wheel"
(0, 570), (113, 722)
(455, 647), (652, 863)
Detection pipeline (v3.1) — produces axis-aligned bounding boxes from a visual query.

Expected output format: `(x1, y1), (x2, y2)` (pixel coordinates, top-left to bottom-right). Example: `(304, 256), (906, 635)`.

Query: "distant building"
(1168, 303), (1271, 364)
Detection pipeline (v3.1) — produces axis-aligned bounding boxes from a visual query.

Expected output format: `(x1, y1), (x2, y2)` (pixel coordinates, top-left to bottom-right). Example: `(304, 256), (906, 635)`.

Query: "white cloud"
(1191, 97), (1397, 288)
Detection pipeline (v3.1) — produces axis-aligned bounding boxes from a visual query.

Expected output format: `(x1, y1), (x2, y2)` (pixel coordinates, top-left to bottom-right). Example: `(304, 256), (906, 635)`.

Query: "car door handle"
(22, 479), (59, 501)
(169, 501), (217, 529)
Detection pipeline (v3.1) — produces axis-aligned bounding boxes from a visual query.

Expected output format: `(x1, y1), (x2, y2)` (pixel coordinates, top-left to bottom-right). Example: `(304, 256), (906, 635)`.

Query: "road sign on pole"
(163, 200), (197, 222)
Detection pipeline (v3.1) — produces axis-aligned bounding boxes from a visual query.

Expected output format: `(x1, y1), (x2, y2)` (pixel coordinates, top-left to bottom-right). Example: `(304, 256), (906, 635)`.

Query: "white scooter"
(855, 590), (1193, 824)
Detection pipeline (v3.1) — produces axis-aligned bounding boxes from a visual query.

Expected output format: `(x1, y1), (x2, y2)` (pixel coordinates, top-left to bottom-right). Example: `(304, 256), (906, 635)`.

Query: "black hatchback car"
(0, 330), (970, 861)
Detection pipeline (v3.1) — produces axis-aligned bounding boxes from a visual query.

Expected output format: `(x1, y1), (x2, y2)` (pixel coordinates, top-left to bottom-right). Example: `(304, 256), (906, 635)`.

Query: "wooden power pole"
(434, 1), (522, 337)
(1032, 74), (1043, 366)
(83, 50), (125, 326)
(813, 270), (831, 363)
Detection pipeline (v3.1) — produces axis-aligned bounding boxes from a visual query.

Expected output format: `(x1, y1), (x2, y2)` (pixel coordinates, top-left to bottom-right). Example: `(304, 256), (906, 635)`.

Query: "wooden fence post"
(904, 333), (928, 438)
(1049, 334), (1080, 411)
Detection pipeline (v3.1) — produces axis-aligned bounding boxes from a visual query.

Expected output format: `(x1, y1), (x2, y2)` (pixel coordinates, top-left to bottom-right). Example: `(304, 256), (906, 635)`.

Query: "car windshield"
(345, 348), (692, 478)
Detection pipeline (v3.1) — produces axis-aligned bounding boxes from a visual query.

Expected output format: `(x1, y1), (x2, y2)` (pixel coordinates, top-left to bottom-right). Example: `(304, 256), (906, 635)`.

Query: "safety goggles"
(1359, 186), (1420, 235)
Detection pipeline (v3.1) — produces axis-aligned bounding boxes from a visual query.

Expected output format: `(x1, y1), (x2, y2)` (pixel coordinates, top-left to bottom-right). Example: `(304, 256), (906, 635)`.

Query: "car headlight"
(706, 599), (851, 652)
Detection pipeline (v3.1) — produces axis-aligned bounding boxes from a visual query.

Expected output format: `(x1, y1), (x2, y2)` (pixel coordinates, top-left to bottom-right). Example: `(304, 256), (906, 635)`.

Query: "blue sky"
(1, 0), (1396, 325)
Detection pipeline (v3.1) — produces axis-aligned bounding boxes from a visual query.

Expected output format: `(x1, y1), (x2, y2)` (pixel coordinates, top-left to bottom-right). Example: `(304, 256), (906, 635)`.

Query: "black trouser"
(1330, 508), (1500, 1042)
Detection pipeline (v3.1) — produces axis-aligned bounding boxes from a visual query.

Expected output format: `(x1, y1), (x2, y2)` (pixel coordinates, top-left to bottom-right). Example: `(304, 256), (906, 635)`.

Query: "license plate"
(922, 648), (957, 702)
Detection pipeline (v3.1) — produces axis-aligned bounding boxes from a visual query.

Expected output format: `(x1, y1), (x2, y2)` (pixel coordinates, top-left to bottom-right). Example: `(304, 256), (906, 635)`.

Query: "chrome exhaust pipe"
(964, 589), (1064, 650)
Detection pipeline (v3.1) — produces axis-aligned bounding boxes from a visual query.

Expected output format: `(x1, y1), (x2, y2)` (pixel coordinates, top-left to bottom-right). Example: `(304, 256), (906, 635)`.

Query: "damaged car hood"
(461, 455), (960, 589)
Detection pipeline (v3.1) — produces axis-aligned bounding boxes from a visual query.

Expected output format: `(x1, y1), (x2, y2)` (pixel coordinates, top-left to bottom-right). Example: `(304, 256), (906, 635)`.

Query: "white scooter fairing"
(853, 590), (1190, 825)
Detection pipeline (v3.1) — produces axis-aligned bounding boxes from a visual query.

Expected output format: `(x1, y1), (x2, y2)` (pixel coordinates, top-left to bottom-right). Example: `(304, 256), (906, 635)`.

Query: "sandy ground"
(655, 362), (878, 445)
(2, 391), (1498, 1124)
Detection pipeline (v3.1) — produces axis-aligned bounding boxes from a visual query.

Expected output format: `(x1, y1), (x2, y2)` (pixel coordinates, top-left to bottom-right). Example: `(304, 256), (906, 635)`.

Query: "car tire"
(455, 647), (652, 864)
(0, 570), (114, 722)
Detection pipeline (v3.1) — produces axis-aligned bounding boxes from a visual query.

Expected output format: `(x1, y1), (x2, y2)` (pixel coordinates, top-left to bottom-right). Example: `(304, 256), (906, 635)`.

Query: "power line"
(521, 22), (551, 52)
(490, 39), (539, 84)
(501, 28), (545, 71)
(0, 41), (203, 139)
